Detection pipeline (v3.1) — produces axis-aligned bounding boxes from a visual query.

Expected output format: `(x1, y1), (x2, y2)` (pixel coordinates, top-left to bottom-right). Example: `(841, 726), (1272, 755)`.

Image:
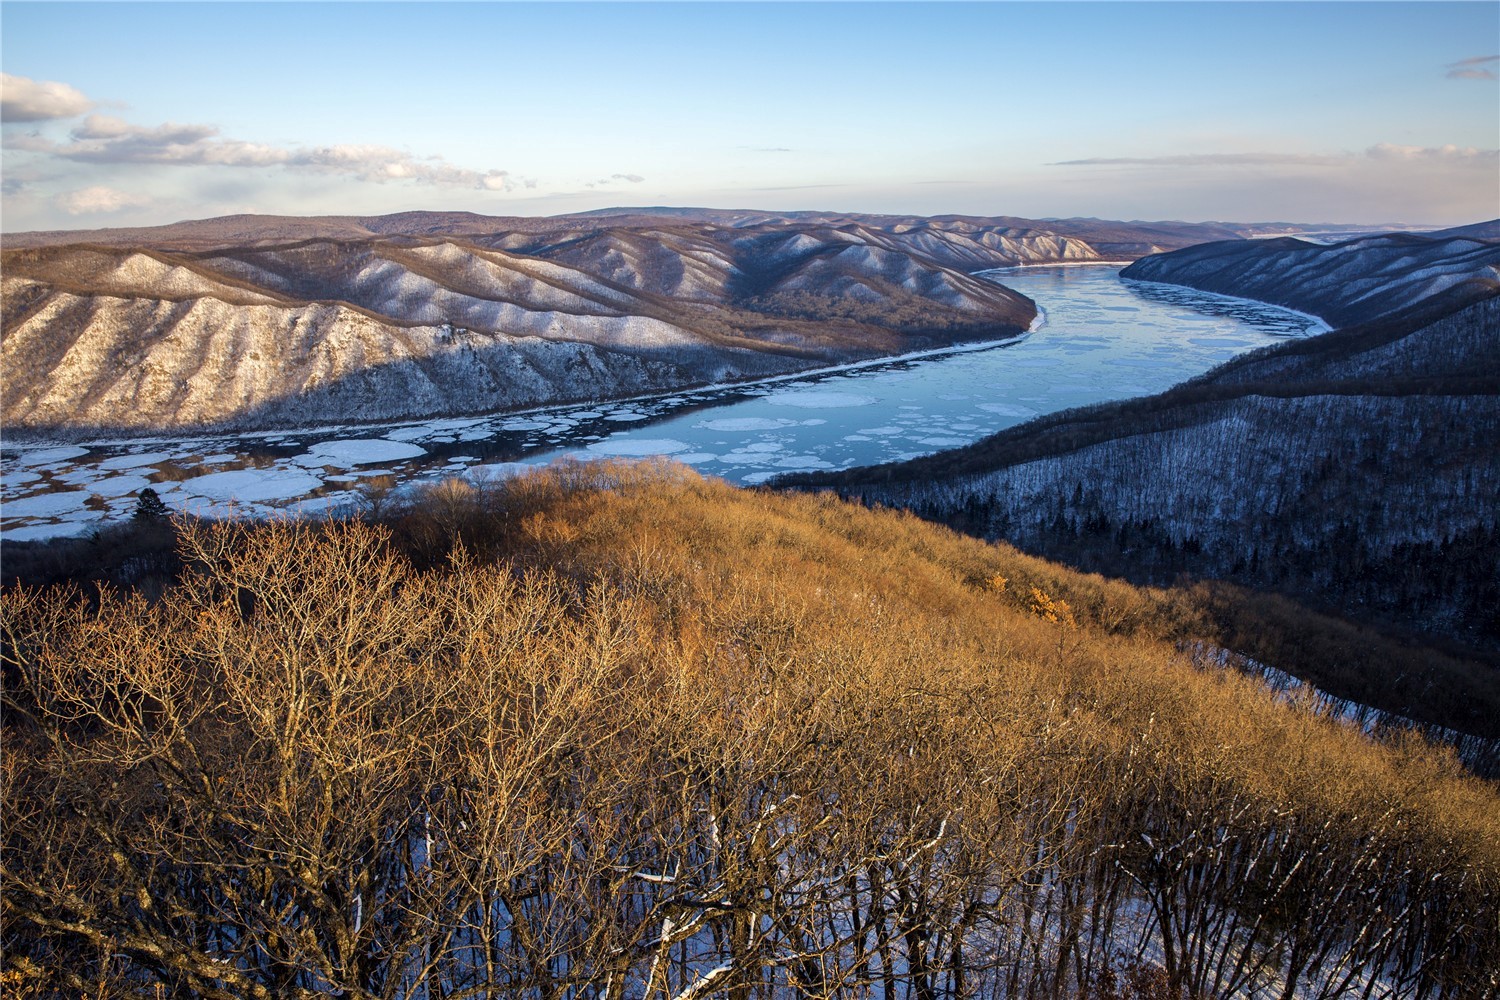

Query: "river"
(0, 266), (1323, 542)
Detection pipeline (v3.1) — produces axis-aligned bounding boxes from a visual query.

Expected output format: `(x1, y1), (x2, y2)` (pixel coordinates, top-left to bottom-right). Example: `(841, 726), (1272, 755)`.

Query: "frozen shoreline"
(0, 267), (1331, 462)
(1119, 276), (1333, 333)
(0, 328), (1041, 455)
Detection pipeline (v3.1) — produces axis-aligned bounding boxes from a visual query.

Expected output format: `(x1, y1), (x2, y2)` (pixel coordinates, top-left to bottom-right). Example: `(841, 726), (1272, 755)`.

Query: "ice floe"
(179, 469), (325, 503)
(587, 438), (690, 457)
(305, 439), (427, 466)
(14, 447), (90, 466)
(697, 417), (798, 432)
(3, 522), (96, 543)
(4, 491), (92, 518)
(766, 391), (879, 408)
(976, 403), (1038, 418)
(97, 451), (175, 471)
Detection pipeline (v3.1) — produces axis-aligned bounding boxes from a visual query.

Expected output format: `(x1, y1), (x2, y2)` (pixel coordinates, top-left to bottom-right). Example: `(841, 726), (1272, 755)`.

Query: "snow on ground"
(303, 439), (427, 466)
(766, 391), (879, 408)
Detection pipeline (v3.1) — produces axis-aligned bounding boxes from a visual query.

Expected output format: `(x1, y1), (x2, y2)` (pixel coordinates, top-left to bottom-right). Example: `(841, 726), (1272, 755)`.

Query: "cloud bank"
(0, 73), (95, 122)
(9, 114), (521, 190)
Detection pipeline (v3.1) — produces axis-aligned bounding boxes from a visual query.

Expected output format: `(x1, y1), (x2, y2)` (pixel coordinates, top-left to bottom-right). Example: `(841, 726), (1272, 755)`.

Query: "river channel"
(0, 267), (1324, 542)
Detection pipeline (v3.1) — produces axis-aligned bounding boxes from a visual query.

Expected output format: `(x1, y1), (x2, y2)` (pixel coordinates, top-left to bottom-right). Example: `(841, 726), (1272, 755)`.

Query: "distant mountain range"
(4, 209), (1273, 437)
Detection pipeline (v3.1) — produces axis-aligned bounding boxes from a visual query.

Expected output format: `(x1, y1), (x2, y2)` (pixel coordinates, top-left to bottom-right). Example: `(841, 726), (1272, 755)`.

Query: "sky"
(1, 1), (1496, 231)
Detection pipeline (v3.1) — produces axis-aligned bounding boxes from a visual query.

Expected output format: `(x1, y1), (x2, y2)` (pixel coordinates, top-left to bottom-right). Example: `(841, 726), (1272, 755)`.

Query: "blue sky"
(2, 2), (1496, 230)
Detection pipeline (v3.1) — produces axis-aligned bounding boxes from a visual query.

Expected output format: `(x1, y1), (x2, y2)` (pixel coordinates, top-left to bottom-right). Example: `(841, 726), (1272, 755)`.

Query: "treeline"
(4, 463), (1498, 999)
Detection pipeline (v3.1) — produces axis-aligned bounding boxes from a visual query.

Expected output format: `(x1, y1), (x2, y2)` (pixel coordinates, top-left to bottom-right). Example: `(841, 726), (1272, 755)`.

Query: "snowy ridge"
(1121, 232), (1500, 328)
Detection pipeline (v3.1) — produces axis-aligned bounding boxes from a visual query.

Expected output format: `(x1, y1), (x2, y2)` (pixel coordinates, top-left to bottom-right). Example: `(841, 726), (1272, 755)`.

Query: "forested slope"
(4, 464), (1497, 999)
(783, 251), (1500, 727)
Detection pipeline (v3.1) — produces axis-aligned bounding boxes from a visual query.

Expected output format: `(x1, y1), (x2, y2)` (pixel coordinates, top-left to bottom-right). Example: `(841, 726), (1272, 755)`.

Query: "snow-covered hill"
(1120, 230), (1500, 327)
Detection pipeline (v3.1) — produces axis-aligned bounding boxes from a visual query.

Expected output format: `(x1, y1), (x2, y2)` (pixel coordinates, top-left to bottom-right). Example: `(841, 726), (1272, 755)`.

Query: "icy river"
(0, 266), (1324, 542)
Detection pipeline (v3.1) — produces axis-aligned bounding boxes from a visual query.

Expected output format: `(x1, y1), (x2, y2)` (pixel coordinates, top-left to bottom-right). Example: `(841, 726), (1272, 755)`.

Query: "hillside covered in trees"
(4, 464), (1499, 999)
(785, 239), (1500, 680)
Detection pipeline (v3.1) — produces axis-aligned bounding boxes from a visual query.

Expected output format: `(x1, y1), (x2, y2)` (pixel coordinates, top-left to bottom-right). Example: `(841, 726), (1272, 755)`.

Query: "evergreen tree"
(133, 487), (169, 523)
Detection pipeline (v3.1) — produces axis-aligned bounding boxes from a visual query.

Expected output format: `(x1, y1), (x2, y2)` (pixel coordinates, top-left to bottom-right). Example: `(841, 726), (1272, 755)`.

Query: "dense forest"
(5, 463), (1498, 999)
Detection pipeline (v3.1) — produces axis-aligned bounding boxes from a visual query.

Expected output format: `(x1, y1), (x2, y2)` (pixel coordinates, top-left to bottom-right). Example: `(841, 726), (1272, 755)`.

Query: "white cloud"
(54, 185), (152, 215)
(8, 113), (524, 190)
(0, 73), (95, 122)
(292, 144), (516, 189)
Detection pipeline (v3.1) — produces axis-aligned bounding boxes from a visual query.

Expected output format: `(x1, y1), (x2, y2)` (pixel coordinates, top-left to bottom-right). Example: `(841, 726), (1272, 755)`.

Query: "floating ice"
(15, 447), (89, 466)
(774, 456), (834, 469)
(4, 491), (91, 518)
(90, 475), (155, 498)
(605, 411), (649, 422)
(2, 522), (95, 543)
(469, 462), (543, 481)
(179, 469), (324, 503)
(697, 417), (797, 432)
(98, 451), (174, 471)
(676, 453), (718, 464)
(586, 438), (689, 457)
(305, 439), (427, 466)
(976, 403), (1038, 418)
(288, 493), (358, 515)
(741, 471), (780, 484)
(1, 471), (43, 489)
(766, 391), (878, 409)
(918, 437), (971, 447)
(501, 419), (551, 431)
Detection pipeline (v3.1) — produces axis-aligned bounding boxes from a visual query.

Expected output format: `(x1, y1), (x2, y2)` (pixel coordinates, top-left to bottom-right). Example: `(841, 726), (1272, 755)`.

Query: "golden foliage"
(3, 460), (1497, 999)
